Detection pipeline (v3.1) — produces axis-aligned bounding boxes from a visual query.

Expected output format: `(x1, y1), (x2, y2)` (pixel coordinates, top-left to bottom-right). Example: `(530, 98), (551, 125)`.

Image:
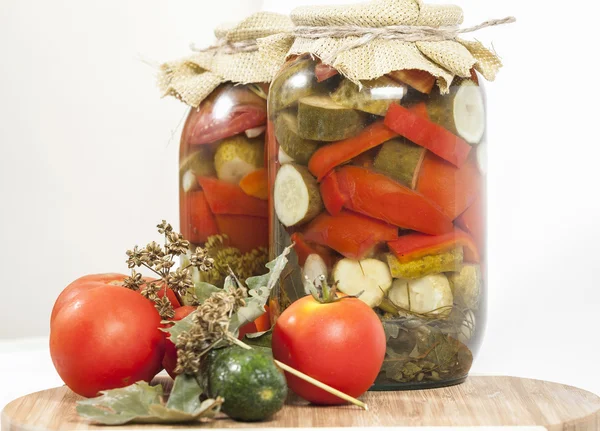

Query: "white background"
(1, 0), (599, 398)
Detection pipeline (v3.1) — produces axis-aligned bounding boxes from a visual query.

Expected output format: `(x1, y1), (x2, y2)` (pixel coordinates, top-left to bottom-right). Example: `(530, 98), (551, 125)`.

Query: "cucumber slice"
(386, 248), (463, 280)
(332, 258), (393, 308)
(447, 264), (482, 310)
(274, 164), (323, 227)
(274, 111), (320, 165)
(373, 138), (426, 189)
(214, 135), (264, 184)
(179, 148), (216, 188)
(427, 80), (485, 145)
(297, 95), (368, 142)
(387, 275), (453, 317)
(269, 58), (322, 116)
(331, 76), (407, 116)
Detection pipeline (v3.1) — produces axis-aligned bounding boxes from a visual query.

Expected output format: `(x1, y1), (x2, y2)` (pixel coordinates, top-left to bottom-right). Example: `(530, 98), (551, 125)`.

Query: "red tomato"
(162, 306), (197, 379)
(50, 286), (166, 397)
(272, 296), (386, 405)
(50, 273), (127, 323)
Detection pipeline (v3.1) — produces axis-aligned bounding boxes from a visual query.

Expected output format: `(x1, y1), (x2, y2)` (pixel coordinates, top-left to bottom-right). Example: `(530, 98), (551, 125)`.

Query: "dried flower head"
(167, 267), (193, 295)
(126, 246), (145, 269)
(156, 295), (175, 320)
(157, 220), (174, 235)
(142, 241), (165, 265)
(123, 270), (144, 291)
(190, 247), (215, 272)
(166, 231), (190, 256)
(154, 255), (175, 272)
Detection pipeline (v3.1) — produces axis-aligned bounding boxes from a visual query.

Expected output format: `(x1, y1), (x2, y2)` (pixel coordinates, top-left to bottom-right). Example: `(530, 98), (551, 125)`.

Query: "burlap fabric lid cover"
(259, 0), (509, 93)
(159, 12), (293, 108)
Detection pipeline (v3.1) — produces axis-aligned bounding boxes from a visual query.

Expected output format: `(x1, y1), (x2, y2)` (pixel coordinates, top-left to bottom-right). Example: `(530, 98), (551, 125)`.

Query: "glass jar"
(268, 56), (486, 390)
(179, 82), (271, 287)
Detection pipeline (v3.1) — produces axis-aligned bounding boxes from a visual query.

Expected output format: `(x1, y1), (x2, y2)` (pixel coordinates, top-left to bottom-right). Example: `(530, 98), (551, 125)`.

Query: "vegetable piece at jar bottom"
(387, 69), (436, 94)
(320, 171), (347, 216)
(303, 210), (398, 260)
(385, 103), (472, 168)
(373, 137), (426, 189)
(331, 76), (407, 116)
(416, 152), (481, 220)
(332, 258), (393, 308)
(387, 275), (453, 317)
(388, 228), (479, 264)
(206, 346), (287, 422)
(198, 177), (268, 218)
(427, 80), (485, 145)
(297, 95), (368, 142)
(448, 264), (482, 310)
(386, 248), (463, 279)
(272, 295), (386, 405)
(274, 111), (320, 165)
(214, 135), (264, 184)
(214, 215), (268, 254)
(239, 168), (268, 200)
(183, 84), (267, 146)
(180, 191), (219, 244)
(336, 165), (454, 235)
(274, 164), (323, 227)
(308, 121), (398, 181)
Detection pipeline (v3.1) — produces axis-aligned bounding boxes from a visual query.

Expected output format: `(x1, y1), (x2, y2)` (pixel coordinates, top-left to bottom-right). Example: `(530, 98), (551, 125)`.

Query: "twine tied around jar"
(292, 16), (515, 64)
(190, 39), (260, 55)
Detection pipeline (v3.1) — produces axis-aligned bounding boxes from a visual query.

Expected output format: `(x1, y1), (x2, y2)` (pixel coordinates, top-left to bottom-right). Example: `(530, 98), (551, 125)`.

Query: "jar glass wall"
(179, 83), (270, 287)
(268, 56), (487, 390)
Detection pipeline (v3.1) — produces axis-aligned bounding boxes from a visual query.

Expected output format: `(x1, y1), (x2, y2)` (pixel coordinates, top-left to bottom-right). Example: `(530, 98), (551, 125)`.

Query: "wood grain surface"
(2, 376), (600, 430)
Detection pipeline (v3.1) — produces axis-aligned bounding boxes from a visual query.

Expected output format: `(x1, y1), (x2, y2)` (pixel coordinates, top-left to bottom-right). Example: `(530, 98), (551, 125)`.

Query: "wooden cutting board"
(2, 376), (600, 430)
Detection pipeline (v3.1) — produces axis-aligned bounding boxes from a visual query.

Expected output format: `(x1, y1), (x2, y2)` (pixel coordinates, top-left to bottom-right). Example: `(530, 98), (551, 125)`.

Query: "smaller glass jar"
(268, 56), (487, 390)
(179, 82), (270, 287)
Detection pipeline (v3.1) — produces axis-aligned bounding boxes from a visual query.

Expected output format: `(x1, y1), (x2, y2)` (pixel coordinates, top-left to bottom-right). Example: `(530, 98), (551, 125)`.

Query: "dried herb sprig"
(123, 220), (214, 319)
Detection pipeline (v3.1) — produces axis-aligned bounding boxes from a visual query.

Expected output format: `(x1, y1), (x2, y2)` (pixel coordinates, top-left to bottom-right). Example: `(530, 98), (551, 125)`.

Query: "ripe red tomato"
(50, 273), (127, 323)
(51, 274), (180, 324)
(162, 306), (197, 379)
(50, 286), (166, 397)
(272, 296), (386, 405)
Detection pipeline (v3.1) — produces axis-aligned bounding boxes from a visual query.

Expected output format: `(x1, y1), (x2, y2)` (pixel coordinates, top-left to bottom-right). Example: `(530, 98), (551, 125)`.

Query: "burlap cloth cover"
(158, 12), (293, 108)
(258, 0), (508, 93)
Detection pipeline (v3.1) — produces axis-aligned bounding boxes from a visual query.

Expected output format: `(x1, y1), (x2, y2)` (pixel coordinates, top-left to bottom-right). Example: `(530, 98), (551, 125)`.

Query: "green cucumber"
(269, 58), (323, 116)
(297, 95), (368, 142)
(274, 111), (320, 165)
(274, 164), (323, 227)
(214, 136), (264, 184)
(331, 76), (407, 116)
(206, 346), (287, 422)
(373, 138), (426, 189)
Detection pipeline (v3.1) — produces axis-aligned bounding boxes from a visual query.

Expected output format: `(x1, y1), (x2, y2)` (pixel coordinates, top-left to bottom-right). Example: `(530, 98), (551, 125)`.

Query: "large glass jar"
(268, 56), (486, 390)
(179, 82), (271, 287)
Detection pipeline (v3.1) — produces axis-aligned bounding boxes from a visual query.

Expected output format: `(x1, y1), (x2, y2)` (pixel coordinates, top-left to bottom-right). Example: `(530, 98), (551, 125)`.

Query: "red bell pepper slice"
(290, 232), (335, 267)
(315, 63), (339, 82)
(336, 166), (454, 235)
(182, 84), (267, 146)
(455, 196), (485, 254)
(416, 152), (481, 220)
(308, 122), (398, 181)
(387, 69), (436, 94)
(198, 177), (268, 218)
(385, 103), (472, 168)
(388, 228), (480, 264)
(180, 191), (219, 244)
(214, 215), (268, 253)
(303, 210), (398, 260)
(320, 171), (347, 216)
(407, 101), (429, 119)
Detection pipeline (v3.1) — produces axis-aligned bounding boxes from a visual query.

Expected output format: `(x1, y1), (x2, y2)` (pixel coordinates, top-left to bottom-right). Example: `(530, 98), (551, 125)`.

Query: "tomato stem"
(228, 335), (368, 410)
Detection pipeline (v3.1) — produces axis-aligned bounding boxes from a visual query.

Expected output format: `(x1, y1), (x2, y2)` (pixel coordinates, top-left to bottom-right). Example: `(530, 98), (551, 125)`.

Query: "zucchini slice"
(274, 111), (320, 165)
(427, 80), (485, 145)
(214, 135), (264, 184)
(331, 76), (407, 116)
(373, 138), (426, 189)
(274, 164), (323, 227)
(332, 258), (393, 308)
(297, 95), (368, 142)
(387, 275), (453, 317)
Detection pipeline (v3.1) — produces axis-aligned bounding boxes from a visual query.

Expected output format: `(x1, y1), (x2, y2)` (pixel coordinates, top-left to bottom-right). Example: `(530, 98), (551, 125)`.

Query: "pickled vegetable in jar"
(158, 12), (293, 289)
(263, 0), (512, 390)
